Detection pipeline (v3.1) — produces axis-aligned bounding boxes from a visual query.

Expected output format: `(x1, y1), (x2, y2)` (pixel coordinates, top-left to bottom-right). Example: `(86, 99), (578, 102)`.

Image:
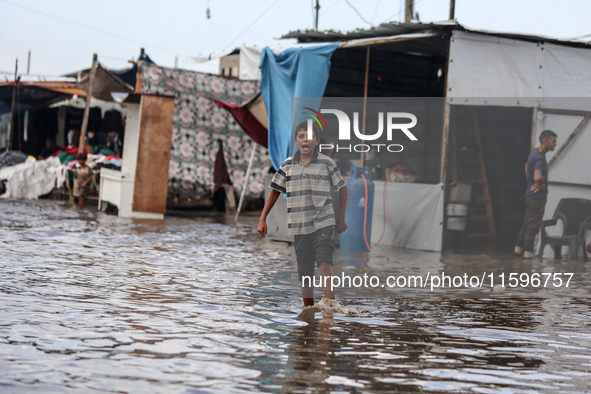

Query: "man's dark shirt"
(38, 147), (57, 159)
(525, 148), (548, 201)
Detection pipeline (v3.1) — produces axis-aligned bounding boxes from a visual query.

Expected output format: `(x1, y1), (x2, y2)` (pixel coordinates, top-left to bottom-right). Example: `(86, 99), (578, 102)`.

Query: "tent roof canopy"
(0, 83), (78, 109)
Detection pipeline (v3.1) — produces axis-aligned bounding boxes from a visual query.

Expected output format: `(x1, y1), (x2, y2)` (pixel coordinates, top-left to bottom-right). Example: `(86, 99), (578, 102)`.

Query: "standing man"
(514, 130), (558, 259)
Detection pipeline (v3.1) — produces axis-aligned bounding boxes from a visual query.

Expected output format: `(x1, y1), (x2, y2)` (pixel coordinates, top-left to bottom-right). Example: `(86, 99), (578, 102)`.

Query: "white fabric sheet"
(239, 42), (345, 80)
(371, 182), (444, 251)
(0, 157), (65, 199)
(239, 46), (264, 81)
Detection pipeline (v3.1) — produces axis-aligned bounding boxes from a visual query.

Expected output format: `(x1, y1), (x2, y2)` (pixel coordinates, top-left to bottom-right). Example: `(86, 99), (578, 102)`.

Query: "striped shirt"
(270, 149), (346, 235)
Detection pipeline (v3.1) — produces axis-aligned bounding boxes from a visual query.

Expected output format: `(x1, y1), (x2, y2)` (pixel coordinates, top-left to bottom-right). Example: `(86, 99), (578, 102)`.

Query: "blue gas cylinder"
(341, 167), (374, 251)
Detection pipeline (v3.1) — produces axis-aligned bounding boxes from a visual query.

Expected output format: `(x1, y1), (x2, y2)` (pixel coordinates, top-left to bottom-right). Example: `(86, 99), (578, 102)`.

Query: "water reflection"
(1, 200), (591, 392)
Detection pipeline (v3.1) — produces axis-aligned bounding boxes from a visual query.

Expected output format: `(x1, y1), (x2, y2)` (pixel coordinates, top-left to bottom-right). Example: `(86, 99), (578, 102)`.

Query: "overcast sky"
(2, 0), (591, 77)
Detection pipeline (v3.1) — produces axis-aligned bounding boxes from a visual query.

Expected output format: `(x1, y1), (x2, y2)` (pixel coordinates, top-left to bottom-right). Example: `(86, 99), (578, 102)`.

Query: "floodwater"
(1, 199), (591, 392)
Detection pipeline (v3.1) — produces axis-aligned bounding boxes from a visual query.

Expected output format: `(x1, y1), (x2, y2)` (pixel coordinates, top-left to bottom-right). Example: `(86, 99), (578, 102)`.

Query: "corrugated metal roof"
(281, 21), (457, 42)
(281, 21), (591, 49)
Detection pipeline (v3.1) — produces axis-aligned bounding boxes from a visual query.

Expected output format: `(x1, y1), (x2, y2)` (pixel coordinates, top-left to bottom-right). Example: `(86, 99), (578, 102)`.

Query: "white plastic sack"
(0, 156), (65, 199)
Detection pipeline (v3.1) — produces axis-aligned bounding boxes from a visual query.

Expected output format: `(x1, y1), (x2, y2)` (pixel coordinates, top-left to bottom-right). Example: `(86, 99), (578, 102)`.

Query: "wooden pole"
(79, 53), (98, 153)
(439, 101), (451, 184)
(315, 0), (320, 30)
(539, 108), (590, 116)
(7, 59), (18, 152)
(361, 46), (370, 168)
(449, 0), (455, 20)
(530, 107), (538, 150)
(440, 33), (453, 185)
(341, 35), (429, 49)
(404, 0), (414, 22)
(548, 112), (591, 168)
(17, 81), (22, 152)
(235, 144), (257, 222)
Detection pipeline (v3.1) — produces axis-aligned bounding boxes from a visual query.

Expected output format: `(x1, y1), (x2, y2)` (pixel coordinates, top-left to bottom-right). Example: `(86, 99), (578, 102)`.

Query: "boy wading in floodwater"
(76, 152), (93, 210)
(258, 121), (348, 307)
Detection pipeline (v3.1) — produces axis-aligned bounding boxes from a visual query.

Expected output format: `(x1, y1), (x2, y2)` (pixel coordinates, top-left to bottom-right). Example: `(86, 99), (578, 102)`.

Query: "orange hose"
(359, 173), (371, 253)
(375, 165), (404, 246)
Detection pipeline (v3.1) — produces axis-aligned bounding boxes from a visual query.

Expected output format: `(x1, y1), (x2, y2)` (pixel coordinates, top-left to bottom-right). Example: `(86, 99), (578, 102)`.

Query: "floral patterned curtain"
(140, 63), (270, 200)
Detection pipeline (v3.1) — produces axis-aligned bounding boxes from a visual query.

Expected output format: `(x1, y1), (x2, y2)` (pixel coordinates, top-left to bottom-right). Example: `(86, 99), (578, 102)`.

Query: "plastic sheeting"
(239, 46), (264, 81)
(447, 31), (591, 106)
(0, 156), (65, 199)
(0, 84), (73, 107)
(537, 111), (591, 187)
(0, 151), (28, 169)
(371, 182), (444, 252)
(240, 43), (340, 81)
(259, 43), (339, 170)
(75, 63), (134, 102)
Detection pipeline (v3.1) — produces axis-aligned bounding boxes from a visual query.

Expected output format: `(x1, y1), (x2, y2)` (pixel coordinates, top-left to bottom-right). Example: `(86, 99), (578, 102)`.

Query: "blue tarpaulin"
(259, 44), (339, 170)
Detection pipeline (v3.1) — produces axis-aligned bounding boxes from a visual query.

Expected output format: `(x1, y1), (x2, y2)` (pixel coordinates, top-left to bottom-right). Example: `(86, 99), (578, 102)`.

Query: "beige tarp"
(75, 64), (133, 102)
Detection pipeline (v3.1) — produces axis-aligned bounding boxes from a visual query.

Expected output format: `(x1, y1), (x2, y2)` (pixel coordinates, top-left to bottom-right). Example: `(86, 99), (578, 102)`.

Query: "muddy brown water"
(1, 200), (591, 392)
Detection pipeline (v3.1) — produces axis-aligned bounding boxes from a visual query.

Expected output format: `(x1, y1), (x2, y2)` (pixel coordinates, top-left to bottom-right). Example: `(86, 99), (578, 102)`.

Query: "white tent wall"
(448, 31), (542, 104)
(539, 111), (591, 186)
(448, 30), (591, 105)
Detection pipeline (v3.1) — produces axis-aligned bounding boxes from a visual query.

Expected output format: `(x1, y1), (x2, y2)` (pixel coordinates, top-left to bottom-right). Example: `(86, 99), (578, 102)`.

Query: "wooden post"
(449, 0), (455, 20)
(361, 46), (370, 168)
(548, 112), (591, 168)
(440, 33), (453, 186)
(439, 101), (451, 184)
(315, 0), (320, 30)
(17, 80), (22, 152)
(530, 107), (538, 150)
(235, 144), (257, 222)
(405, 0), (414, 22)
(7, 59), (18, 152)
(79, 53), (98, 153)
(135, 60), (143, 94)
